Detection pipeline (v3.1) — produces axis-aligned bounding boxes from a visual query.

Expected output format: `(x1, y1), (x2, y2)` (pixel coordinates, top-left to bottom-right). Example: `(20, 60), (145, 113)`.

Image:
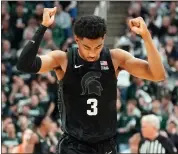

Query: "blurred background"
(1, 1), (178, 154)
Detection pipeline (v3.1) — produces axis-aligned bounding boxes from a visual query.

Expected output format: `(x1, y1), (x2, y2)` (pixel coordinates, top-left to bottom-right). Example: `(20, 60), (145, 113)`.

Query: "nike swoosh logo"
(74, 65), (83, 68)
(30, 40), (35, 44)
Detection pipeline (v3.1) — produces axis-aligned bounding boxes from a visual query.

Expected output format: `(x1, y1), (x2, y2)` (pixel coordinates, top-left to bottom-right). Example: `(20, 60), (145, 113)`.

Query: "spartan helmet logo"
(81, 71), (103, 96)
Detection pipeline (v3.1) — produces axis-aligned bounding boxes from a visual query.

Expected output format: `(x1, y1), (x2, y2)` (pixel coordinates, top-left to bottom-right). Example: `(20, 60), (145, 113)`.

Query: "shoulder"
(48, 50), (67, 63)
(110, 48), (134, 64)
(110, 48), (125, 58)
(48, 50), (67, 58)
(158, 134), (169, 141)
(110, 48), (133, 58)
(139, 138), (145, 147)
(138, 138), (146, 151)
(158, 134), (177, 153)
(29, 133), (39, 144)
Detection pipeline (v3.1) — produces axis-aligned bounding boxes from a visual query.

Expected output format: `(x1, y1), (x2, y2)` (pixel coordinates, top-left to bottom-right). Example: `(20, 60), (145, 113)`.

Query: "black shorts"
(56, 133), (117, 154)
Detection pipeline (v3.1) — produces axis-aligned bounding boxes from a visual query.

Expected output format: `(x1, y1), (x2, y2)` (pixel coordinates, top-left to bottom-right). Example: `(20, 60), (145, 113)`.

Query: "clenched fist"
(42, 7), (57, 27)
(129, 17), (150, 39)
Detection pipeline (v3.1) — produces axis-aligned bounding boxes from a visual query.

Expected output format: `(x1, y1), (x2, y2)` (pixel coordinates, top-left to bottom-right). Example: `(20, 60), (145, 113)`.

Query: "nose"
(88, 50), (96, 58)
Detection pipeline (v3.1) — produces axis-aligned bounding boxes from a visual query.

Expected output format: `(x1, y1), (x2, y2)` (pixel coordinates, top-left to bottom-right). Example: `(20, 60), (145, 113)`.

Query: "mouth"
(87, 57), (96, 62)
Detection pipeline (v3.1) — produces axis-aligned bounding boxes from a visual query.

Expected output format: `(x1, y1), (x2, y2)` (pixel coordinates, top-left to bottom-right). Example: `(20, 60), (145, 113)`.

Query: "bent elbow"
(16, 61), (23, 71)
(16, 60), (28, 72)
(153, 73), (166, 82)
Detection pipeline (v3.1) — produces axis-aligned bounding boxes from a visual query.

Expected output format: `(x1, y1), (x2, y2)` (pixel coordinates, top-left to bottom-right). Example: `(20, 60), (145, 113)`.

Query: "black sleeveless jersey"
(33, 132), (50, 154)
(59, 47), (117, 143)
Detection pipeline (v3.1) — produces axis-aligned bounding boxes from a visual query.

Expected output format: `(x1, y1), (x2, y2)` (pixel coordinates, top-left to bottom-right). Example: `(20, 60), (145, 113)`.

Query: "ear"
(102, 34), (106, 40)
(74, 35), (79, 43)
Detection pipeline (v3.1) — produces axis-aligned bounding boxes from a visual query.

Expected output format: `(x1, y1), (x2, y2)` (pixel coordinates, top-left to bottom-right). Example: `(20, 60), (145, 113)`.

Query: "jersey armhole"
(105, 48), (118, 80)
(105, 48), (115, 73)
(61, 48), (73, 81)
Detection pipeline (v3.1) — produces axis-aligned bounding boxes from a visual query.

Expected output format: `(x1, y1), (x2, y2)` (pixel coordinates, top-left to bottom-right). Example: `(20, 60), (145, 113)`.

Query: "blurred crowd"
(1, 1), (178, 154)
(2, 1), (77, 153)
(115, 1), (178, 153)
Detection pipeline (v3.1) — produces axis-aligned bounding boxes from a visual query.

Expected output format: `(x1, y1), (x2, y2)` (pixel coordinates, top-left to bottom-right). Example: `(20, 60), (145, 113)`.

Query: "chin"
(87, 59), (95, 62)
(143, 135), (149, 139)
(86, 57), (99, 62)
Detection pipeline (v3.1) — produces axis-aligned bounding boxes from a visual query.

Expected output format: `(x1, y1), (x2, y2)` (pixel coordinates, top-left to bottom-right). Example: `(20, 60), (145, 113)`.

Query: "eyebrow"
(83, 44), (102, 48)
(83, 44), (90, 48)
(96, 44), (102, 48)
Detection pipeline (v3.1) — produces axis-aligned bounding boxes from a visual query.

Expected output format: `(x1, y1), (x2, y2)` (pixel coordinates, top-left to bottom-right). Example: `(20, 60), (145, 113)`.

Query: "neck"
(37, 127), (47, 138)
(77, 49), (85, 60)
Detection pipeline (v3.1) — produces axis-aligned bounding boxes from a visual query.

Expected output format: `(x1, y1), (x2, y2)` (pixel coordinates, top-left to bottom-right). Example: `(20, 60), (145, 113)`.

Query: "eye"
(84, 46), (90, 50)
(96, 46), (102, 49)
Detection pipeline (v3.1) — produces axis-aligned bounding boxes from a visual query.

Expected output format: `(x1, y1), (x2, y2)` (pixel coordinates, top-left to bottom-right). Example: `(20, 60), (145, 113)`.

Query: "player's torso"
(33, 133), (50, 154)
(59, 47), (117, 143)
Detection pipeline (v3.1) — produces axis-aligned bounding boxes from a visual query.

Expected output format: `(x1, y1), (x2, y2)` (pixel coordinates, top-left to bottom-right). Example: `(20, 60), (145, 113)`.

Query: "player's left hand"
(129, 17), (150, 39)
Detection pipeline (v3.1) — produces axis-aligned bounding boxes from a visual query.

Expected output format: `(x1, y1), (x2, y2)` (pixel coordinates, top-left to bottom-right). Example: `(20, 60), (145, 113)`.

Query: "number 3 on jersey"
(87, 98), (98, 116)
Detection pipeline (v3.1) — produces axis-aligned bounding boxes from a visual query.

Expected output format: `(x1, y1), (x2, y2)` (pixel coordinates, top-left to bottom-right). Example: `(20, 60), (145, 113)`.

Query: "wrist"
(39, 24), (48, 32)
(41, 22), (49, 28)
(142, 30), (151, 41)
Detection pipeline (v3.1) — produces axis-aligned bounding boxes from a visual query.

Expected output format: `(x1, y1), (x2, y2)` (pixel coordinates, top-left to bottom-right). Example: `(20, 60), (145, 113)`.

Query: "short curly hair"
(73, 15), (107, 39)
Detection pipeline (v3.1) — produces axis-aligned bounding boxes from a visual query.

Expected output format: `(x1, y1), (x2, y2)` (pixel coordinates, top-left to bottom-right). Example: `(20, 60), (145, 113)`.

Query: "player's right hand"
(42, 7), (57, 27)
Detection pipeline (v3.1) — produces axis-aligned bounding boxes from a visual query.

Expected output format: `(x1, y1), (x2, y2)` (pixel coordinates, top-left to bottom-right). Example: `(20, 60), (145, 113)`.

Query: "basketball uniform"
(33, 132), (50, 154)
(56, 47), (118, 154)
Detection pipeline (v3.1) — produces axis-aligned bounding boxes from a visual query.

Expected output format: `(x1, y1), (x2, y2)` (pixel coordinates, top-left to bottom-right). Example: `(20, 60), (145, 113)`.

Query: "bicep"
(114, 49), (154, 80)
(124, 57), (153, 80)
(38, 50), (63, 73)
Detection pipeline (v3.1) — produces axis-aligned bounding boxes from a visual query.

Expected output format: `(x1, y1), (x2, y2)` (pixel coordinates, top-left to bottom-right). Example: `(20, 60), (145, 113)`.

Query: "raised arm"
(16, 7), (65, 74)
(111, 17), (166, 82)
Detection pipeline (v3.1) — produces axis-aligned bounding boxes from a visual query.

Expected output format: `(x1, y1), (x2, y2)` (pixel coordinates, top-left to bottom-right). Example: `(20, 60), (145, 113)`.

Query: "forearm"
(143, 32), (166, 80)
(16, 25), (47, 73)
(49, 135), (58, 145)
(46, 102), (55, 116)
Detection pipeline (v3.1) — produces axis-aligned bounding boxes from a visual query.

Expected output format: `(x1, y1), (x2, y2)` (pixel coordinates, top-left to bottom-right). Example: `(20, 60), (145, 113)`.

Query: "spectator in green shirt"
(2, 123), (21, 151)
(151, 99), (168, 129)
(117, 100), (139, 153)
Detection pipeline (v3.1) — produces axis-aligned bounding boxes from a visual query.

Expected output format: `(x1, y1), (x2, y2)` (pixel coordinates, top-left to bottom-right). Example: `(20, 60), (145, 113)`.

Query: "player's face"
(43, 116), (52, 132)
(75, 36), (105, 62)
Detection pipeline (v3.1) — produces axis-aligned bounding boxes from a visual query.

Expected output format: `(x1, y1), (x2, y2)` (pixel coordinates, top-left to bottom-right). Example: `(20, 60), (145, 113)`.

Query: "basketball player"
(17, 7), (166, 154)
(32, 115), (53, 154)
